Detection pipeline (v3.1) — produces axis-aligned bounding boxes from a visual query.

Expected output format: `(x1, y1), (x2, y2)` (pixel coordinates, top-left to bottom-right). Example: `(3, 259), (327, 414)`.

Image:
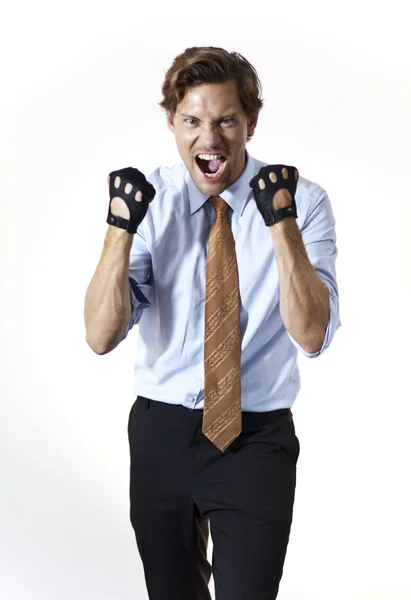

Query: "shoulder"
(296, 174), (327, 203)
(138, 162), (188, 238)
(145, 162), (186, 197)
(251, 156), (330, 220)
(294, 174), (329, 219)
(252, 157), (326, 203)
(143, 161), (186, 217)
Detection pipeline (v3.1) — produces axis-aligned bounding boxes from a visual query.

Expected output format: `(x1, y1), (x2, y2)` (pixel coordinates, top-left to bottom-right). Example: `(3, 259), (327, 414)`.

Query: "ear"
(247, 114), (259, 137)
(166, 112), (175, 134)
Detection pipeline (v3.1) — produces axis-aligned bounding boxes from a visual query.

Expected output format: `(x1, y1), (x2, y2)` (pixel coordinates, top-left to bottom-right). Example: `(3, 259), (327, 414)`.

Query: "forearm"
(270, 218), (330, 354)
(84, 227), (133, 354)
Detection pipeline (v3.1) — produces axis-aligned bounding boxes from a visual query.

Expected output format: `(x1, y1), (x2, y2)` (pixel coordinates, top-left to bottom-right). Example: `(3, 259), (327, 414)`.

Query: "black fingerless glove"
(249, 164), (298, 226)
(107, 167), (156, 233)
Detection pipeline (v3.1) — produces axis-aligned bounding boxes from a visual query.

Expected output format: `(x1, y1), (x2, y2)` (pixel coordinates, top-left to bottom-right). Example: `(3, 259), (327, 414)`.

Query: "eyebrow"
(180, 113), (239, 120)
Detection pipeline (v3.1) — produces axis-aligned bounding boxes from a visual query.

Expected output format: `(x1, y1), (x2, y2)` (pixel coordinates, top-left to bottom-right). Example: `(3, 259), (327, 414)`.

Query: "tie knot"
(209, 196), (228, 216)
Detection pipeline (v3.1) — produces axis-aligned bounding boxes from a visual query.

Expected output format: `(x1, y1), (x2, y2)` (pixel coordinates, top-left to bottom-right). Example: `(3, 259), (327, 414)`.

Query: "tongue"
(208, 159), (222, 173)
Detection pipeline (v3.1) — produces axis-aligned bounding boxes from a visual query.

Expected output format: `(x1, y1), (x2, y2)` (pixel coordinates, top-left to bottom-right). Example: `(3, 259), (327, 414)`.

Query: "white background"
(1, 0), (410, 598)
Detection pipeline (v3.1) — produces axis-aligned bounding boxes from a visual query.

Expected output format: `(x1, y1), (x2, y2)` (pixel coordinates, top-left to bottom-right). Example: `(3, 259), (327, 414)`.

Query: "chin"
(192, 168), (231, 197)
(196, 180), (226, 196)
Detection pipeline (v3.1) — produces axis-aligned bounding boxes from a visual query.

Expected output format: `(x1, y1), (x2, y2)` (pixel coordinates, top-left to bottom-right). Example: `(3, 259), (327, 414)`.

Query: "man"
(84, 46), (340, 600)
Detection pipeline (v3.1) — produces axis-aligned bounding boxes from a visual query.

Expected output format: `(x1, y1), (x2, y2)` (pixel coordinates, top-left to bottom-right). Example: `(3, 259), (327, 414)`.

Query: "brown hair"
(159, 46), (264, 141)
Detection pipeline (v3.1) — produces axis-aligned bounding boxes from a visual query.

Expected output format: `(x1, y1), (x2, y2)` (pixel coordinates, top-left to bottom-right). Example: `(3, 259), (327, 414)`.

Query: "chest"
(149, 200), (278, 304)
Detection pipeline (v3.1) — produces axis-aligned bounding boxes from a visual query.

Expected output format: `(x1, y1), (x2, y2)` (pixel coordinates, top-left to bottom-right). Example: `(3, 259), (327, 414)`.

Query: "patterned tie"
(203, 196), (242, 452)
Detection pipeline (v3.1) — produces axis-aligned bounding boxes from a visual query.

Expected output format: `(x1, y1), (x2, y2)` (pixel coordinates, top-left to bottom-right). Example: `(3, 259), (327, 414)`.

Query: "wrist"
(269, 216), (297, 231)
(269, 217), (300, 249)
(105, 225), (134, 249)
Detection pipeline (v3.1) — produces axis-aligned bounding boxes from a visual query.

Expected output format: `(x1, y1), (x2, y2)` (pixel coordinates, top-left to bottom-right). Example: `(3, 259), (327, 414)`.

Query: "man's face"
(167, 80), (258, 196)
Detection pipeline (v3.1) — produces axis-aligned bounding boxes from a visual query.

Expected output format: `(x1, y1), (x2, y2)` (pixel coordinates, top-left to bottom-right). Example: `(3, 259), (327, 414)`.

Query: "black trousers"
(128, 396), (300, 600)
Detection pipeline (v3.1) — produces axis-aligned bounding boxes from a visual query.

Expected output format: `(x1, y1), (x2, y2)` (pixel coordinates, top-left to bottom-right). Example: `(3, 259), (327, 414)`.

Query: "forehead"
(176, 80), (244, 116)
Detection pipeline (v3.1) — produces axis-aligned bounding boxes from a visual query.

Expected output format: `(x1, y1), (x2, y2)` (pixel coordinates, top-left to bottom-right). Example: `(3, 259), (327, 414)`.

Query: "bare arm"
(252, 167), (332, 355)
(270, 218), (329, 354)
(84, 169), (155, 355)
(84, 226), (133, 355)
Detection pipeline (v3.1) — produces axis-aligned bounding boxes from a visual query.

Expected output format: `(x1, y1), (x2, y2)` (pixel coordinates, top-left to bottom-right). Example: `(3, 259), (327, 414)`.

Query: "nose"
(200, 124), (222, 147)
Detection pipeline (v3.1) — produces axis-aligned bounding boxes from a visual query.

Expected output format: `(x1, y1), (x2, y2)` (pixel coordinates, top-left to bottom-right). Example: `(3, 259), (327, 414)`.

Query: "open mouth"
(195, 154), (227, 181)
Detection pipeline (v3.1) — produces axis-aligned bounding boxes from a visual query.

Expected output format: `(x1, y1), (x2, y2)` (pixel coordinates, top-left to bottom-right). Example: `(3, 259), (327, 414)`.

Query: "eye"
(184, 118), (197, 126)
(220, 117), (235, 126)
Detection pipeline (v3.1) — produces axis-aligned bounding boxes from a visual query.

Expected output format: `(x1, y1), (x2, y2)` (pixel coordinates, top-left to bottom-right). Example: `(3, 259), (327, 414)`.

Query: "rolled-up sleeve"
(121, 222), (152, 340)
(287, 188), (341, 358)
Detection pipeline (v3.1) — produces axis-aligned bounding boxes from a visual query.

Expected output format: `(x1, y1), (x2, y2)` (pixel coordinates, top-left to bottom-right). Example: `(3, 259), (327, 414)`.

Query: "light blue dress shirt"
(123, 150), (341, 412)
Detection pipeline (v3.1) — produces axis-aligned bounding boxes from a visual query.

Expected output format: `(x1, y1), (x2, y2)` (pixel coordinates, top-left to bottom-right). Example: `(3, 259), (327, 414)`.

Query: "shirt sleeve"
(287, 187), (341, 358)
(121, 221), (152, 340)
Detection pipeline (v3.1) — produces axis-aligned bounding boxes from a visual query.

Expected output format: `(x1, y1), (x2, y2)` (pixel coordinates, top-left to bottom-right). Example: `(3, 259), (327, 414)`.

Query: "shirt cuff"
(121, 277), (151, 340)
(287, 294), (341, 358)
(287, 327), (327, 358)
(129, 277), (151, 312)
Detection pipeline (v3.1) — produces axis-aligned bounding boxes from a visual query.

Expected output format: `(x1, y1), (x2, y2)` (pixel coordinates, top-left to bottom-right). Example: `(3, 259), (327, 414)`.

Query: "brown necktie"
(203, 196), (242, 452)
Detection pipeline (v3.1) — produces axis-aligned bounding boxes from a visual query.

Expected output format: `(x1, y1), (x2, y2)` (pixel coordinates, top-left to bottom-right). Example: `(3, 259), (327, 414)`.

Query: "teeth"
(198, 153), (223, 160)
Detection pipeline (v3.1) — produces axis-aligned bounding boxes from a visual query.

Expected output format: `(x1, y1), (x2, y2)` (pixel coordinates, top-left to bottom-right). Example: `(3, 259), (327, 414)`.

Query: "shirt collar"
(185, 149), (256, 216)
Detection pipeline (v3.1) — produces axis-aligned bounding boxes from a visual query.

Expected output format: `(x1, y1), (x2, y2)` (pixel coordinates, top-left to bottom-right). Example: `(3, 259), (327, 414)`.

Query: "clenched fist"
(249, 165), (299, 226)
(107, 167), (156, 234)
